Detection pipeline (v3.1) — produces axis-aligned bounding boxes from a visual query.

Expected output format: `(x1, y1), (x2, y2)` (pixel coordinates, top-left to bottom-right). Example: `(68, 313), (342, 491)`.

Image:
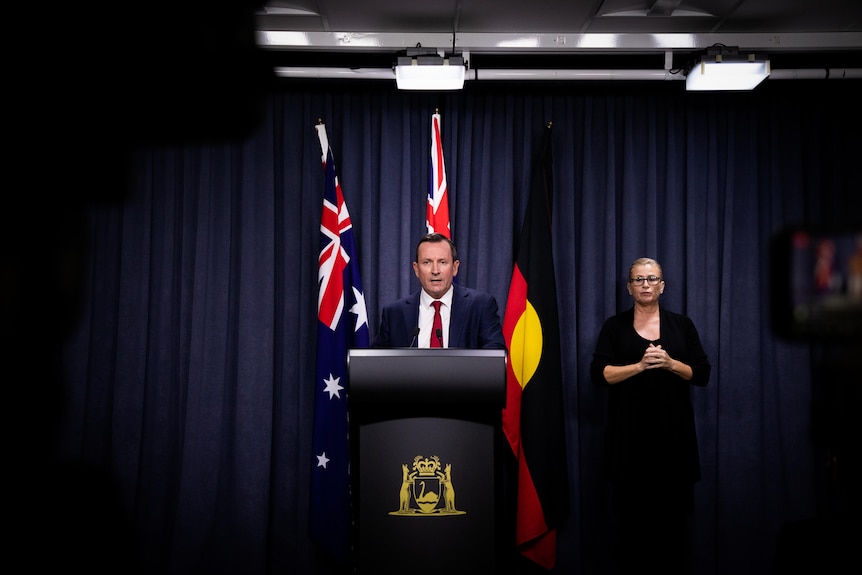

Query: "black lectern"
(348, 348), (507, 575)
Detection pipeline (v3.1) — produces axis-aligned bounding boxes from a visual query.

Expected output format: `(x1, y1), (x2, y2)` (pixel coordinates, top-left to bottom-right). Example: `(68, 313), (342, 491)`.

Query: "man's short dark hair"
(415, 233), (458, 262)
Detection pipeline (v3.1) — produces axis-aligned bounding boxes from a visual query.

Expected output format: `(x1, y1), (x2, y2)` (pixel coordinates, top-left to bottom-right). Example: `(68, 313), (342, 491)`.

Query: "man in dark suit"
(372, 233), (506, 349)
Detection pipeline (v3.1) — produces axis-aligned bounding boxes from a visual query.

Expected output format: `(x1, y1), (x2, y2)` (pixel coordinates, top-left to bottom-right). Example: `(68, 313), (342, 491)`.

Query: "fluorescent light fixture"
(497, 37), (540, 48)
(685, 53), (770, 91)
(395, 53), (466, 90)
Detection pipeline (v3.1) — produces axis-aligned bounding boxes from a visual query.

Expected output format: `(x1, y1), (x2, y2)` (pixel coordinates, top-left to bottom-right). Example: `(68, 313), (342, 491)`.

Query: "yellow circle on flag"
(510, 300), (542, 390)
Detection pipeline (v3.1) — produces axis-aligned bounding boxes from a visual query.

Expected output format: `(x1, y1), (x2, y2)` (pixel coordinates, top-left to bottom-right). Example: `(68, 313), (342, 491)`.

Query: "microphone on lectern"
(409, 326), (420, 348)
(435, 328), (444, 348)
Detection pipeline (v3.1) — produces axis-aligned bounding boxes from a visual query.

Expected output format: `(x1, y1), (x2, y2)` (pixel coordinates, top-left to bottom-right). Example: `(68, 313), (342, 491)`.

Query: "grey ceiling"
(257, 0), (862, 35)
(255, 0), (862, 74)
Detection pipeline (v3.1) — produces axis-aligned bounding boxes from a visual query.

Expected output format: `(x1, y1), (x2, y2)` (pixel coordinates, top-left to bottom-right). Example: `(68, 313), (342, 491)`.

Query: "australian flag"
(427, 110), (451, 238)
(309, 122), (370, 563)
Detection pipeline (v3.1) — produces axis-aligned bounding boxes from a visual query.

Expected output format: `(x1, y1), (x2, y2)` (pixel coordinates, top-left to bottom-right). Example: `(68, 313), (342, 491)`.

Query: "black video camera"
(771, 226), (862, 340)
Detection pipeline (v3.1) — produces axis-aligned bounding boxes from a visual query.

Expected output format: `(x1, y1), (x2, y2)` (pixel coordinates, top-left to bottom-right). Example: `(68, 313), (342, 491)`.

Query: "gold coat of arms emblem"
(390, 455), (466, 516)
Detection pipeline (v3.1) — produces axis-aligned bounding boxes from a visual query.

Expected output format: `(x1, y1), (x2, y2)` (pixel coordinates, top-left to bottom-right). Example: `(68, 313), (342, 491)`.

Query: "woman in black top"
(591, 257), (711, 575)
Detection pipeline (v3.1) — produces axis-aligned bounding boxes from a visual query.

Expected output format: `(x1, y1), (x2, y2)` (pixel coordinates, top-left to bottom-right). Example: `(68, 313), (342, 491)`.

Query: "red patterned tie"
(430, 301), (443, 348)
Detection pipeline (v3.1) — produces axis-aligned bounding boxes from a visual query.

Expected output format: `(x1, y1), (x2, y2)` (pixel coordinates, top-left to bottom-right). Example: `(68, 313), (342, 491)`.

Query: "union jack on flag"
(309, 122), (370, 563)
(427, 111), (451, 238)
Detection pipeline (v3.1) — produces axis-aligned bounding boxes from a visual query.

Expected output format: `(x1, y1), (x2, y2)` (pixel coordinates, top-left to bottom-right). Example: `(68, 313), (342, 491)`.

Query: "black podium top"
(347, 348), (507, 404)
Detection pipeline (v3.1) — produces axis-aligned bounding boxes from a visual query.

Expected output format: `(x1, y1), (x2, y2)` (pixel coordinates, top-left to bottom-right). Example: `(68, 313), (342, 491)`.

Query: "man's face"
(413, 240), (459, 299)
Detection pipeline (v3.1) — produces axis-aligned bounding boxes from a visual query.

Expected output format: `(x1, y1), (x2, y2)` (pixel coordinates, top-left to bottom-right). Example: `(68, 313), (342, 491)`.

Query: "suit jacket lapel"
(403, 292), (421, 341)
(448, 285), (466, 347)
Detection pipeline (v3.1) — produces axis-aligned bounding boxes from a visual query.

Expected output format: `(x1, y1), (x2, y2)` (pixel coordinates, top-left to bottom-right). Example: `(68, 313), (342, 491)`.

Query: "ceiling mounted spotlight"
(685, 45), (770, 91)
(394, 47), (466, 90)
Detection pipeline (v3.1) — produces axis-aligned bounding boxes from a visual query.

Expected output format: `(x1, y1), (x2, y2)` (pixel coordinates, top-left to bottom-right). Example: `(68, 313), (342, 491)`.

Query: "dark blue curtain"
(50, 79), (861, 574)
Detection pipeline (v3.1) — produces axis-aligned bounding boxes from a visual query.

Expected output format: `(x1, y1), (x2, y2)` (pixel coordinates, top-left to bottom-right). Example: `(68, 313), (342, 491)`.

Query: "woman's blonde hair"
(629, 257), (663, 278)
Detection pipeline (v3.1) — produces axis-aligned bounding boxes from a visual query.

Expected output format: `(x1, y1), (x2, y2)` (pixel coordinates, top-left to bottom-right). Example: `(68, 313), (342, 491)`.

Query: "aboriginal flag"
(501, 122), (569, 569)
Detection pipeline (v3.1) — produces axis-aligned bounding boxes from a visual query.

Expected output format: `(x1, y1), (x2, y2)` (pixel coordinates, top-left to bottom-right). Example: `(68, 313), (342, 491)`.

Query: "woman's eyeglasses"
(629, 276), (662, 286)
